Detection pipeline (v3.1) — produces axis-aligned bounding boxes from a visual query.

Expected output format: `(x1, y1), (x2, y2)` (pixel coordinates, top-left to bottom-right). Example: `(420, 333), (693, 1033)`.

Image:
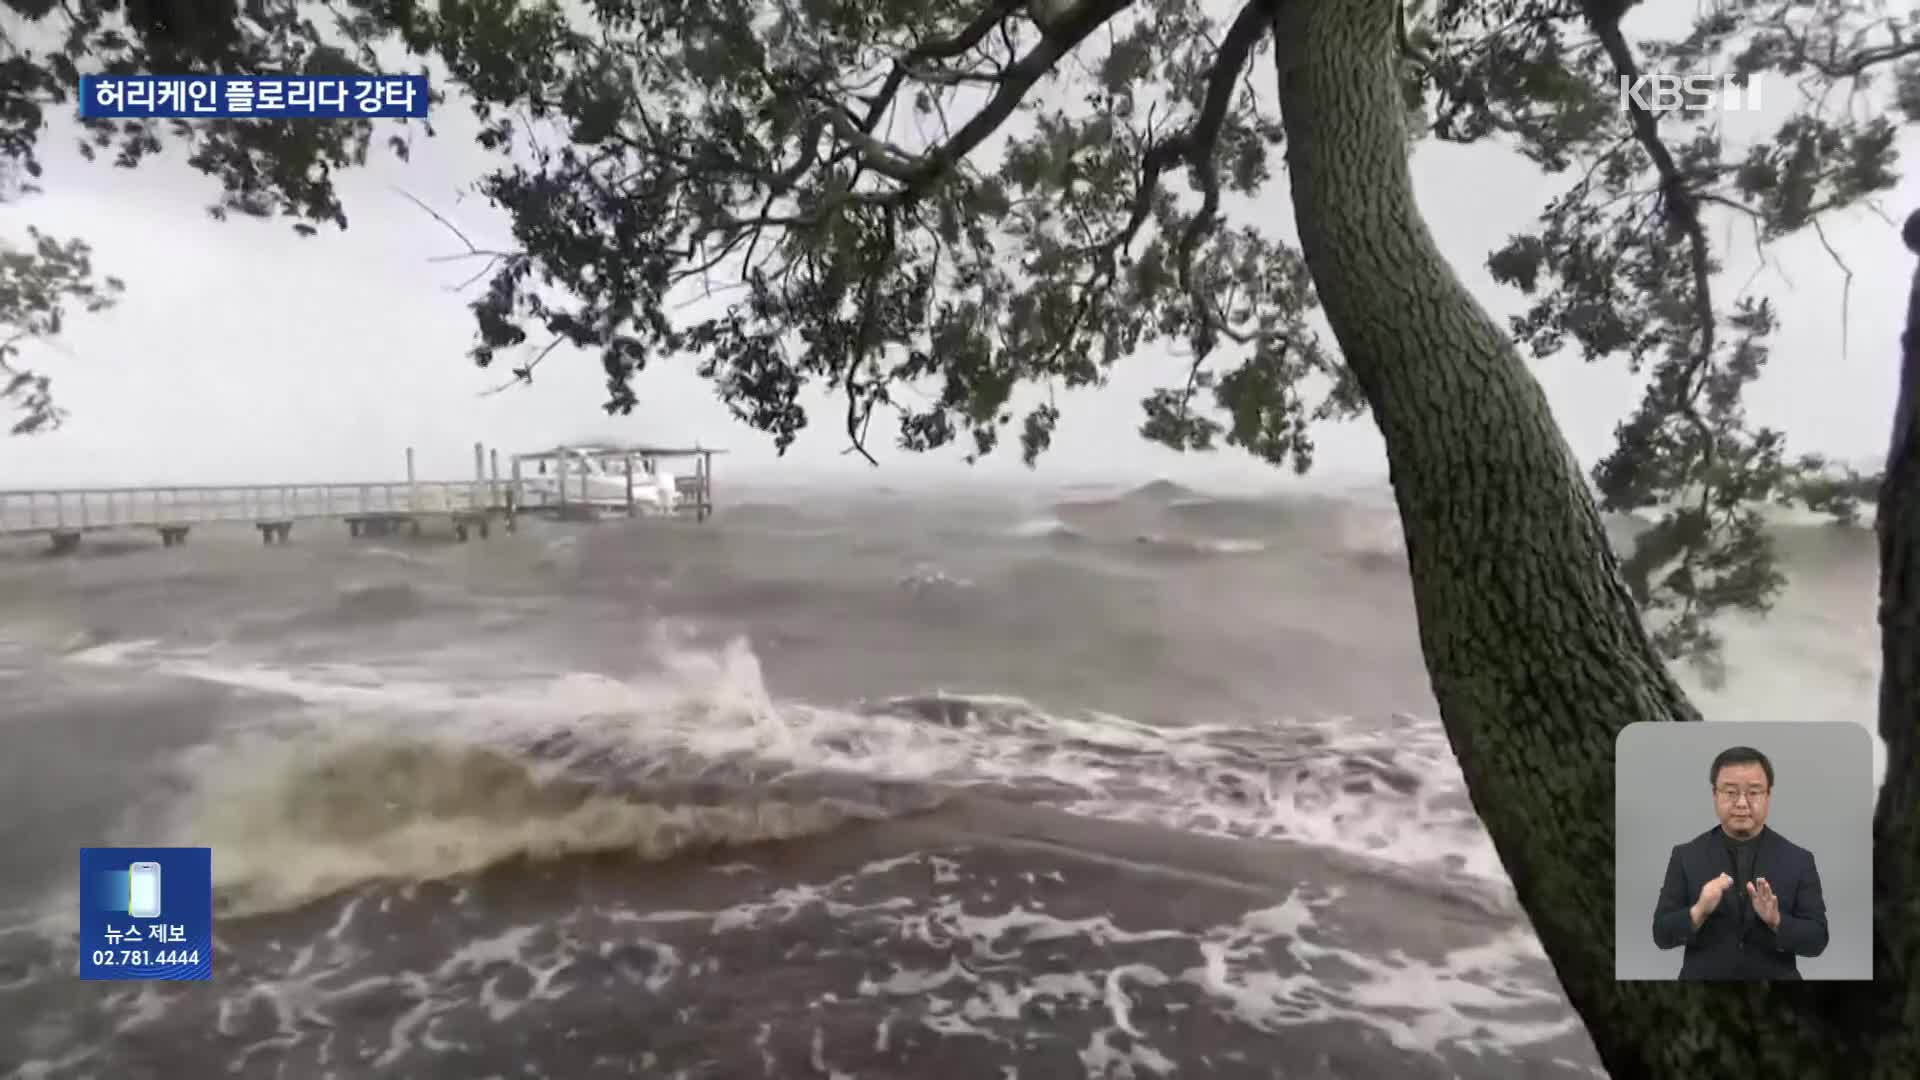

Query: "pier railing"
(0, 481), (498, 537)
(1, 442), (719, 546)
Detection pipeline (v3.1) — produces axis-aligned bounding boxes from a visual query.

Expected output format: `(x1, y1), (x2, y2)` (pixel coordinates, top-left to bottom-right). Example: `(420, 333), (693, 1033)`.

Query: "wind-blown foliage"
(407, 0), (1352, 472)
(1421, 0), (1905, 666)
(3, 0), (416, 224)
(0, 0), (420, 430)
(397, 0), (1889, 673)
(0, 213), (122, 434)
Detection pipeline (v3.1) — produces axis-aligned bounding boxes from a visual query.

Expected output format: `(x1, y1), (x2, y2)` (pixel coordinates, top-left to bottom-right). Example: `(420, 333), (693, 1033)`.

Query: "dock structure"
(0, 442), (720, 553)
(507, 442), (721, 523)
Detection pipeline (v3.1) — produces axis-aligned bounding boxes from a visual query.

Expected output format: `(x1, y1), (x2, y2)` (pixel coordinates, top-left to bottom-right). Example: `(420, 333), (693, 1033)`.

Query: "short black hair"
(1710, 746), (1774, 790)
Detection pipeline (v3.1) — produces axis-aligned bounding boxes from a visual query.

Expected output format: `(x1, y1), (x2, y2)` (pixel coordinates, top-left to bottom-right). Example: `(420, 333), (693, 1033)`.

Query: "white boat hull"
(519, 469), (678, 512)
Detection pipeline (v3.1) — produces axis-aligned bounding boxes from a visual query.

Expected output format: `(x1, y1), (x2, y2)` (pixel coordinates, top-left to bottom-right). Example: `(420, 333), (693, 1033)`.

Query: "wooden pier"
(0, 442), (720, 553)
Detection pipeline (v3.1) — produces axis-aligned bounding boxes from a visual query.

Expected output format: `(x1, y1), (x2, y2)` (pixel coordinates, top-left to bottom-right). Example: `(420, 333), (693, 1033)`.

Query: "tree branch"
(853, 0), (1030, 139)
(1584, 11), (1716, 428)
(1071, 0), (1269, 343)
(820, 0), (1139, 197)
(1584, 1), (1742, 656)
(1175, 0), (1270, 352)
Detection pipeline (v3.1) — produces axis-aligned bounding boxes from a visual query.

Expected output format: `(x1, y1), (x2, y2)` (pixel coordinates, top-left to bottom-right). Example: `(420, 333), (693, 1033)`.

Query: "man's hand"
(1690, 873), (1734, 928)
(1747, 877), (1782, 930)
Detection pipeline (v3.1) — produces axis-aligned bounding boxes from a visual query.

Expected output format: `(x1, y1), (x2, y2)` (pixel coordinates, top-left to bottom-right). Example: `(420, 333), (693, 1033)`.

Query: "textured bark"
(1267, 0), (1909, 1074)
(1865, 215), (1920, 1074)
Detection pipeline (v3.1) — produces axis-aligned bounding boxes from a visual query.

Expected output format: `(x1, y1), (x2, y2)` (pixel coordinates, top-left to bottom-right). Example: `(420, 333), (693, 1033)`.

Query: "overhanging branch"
(852, 0), (1030, 140)
(1074, 0), (1270, 340)
(1584, 9), (1716, 424)
(1585, 1), (1731, 644)
(653, 0), (1149, 284)
(819, 0), (1141, 194)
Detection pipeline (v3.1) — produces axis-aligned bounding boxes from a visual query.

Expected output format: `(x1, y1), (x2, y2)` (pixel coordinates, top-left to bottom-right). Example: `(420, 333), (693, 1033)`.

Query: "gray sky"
(2, 37), (1910, 490)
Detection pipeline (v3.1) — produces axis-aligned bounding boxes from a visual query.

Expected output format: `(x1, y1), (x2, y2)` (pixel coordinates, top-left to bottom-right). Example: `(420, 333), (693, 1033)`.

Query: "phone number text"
(89, 949), (201, 966)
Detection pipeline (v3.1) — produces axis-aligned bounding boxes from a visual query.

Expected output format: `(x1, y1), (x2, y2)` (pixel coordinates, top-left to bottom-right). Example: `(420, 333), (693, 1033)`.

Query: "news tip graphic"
(79, 847), (213, 981)
(78, 74), (430, 120)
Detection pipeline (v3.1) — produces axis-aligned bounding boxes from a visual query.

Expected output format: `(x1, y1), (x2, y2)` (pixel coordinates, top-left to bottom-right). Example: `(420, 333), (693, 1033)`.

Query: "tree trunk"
(1267, 0), (1908, 1073)
(1863, 219), (1920, 1075)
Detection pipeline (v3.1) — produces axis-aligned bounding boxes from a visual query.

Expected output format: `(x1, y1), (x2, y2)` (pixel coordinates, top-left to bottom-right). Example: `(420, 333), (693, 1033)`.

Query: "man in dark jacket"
(1650, 746), (1830, 979)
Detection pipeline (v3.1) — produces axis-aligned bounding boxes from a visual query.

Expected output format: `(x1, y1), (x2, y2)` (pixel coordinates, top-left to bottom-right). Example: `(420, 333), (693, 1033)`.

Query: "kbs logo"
(1617, 74), (1764, 115)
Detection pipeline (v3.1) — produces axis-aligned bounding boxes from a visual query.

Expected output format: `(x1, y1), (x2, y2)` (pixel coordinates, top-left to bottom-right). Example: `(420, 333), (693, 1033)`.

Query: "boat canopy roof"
(513, 442), (724, 462)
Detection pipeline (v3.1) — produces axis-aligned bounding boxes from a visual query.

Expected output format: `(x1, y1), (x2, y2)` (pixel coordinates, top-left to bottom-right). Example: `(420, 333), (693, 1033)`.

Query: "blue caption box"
(78, 75), (429, 119)
(78, 847), (213, 981)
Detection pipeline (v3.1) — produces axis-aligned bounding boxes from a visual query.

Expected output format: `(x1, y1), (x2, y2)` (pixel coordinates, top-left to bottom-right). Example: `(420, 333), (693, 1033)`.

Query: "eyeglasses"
(1715, 786), (1770, 804)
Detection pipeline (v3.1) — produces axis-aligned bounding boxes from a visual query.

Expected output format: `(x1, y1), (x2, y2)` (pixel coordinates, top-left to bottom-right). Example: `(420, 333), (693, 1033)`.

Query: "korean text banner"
(79, 847), (213, 981)
(79, 75), (429, 119)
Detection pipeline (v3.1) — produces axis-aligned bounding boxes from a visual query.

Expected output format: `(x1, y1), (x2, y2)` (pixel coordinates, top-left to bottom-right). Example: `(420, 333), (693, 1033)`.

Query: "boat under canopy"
(509, 443), (721, 519)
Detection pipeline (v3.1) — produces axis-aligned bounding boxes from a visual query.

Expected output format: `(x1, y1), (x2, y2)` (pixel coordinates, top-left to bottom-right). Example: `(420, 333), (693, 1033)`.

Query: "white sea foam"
(0, 484), (1878, 1080)
(1005, 515), (1073, 539)
(15, 850), (1588, 1080)
(57, 634), (1506, 919)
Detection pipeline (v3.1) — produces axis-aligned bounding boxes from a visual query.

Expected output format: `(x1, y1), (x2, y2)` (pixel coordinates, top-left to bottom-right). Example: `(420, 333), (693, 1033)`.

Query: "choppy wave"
(37, 634), (1506, 926)
(1127, 479), (1202, 502)
(1004, 515), (1083, 541)
(259, 582), (438, 634)
(1, 808), (1587, 1079)
(1049, 482), (1882, 576)
(897, 564), (974, 592)
(1005, 517), (1277, 559)
(1132, 533), (1270, 557)
(1024, 483), (1409, 569)
(181, 735), (931, 918)
(0, 479), (1880, 1079)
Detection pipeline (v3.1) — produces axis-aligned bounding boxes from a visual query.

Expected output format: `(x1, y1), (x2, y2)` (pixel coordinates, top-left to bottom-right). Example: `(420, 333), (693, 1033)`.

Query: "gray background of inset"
(1614, 721), (1874, 980)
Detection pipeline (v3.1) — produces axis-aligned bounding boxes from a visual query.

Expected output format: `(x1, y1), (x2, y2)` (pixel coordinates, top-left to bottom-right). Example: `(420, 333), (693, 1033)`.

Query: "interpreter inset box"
(1614, 722), (1872, 981)
(78, 847), (213, 981)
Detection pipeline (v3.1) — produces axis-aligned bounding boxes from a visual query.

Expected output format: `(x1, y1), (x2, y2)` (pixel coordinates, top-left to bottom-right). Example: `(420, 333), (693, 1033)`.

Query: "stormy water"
(0, 479), (1878, 1079)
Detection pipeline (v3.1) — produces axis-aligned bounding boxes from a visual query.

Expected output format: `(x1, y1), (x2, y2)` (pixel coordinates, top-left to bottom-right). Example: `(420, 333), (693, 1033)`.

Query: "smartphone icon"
(127, 862), (162, 919)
